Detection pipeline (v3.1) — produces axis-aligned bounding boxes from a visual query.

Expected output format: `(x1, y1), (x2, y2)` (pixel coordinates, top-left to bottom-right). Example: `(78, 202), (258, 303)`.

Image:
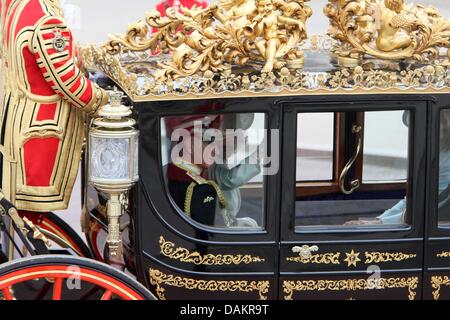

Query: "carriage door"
(424, 104), (450, 300)
(279, 100), (427, 300)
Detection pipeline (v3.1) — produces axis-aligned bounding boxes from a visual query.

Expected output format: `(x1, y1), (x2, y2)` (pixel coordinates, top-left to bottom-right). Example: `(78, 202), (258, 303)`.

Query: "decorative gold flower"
(344, 250), (361, 267)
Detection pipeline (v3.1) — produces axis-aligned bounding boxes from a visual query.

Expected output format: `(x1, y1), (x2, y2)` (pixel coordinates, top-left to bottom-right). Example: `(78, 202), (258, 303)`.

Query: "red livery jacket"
(0, 0), (108, 211)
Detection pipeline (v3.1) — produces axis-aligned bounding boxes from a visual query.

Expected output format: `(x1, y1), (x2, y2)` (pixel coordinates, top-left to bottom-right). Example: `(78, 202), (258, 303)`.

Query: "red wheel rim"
(0, 265), (144, 300)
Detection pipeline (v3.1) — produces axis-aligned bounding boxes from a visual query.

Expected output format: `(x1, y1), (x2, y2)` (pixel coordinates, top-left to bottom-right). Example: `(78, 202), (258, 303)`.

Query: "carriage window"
(363, 111), (408, 182)
(161, 113), (265, 230)
(295, 110), (410, 229)
(438, 110), (450, 226)
(297, 113), (334, 181)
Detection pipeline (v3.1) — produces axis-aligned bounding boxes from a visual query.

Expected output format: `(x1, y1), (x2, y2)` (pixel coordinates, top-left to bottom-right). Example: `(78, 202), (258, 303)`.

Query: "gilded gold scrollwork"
(159, 236), (265, 265)
(431, 276), (450, 300)
(324, 0), (450, 64)
(80, 43), (450, 102)
(437, 252), (450, 258)
(286, 252), (341, 265)
(286, 250), (417, 266)
(149, 268), (270, 300)
(283, 277), (419, 300)
(364, 251), (417, 264)
(103, 0), (312, 80)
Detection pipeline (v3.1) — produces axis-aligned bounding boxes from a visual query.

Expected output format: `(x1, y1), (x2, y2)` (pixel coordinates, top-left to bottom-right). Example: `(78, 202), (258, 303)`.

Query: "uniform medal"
(52, 29), (66, 52)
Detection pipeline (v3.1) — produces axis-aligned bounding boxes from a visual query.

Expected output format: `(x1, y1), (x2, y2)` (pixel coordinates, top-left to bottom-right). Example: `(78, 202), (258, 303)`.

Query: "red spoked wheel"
(0, 255), (155, 300)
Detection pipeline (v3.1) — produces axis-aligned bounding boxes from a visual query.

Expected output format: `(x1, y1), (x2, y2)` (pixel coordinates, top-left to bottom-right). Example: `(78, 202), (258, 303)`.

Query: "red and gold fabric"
(0, 0), (108, 211)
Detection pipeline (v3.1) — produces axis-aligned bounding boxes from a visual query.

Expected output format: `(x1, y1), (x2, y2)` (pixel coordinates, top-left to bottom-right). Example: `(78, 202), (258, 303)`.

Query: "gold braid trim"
(183, 182), (196, 217)
(206, 180), (228, 209)
(149, 268), (270, 300)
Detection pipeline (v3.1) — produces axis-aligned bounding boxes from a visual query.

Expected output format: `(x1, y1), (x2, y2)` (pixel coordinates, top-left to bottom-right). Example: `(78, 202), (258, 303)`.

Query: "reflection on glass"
(297, 113), (334, 181)
(438, 110), (450, 226)
(363, 111), (408, 182)
(296, 110), (410, 229)
(161, 112), (265, 229)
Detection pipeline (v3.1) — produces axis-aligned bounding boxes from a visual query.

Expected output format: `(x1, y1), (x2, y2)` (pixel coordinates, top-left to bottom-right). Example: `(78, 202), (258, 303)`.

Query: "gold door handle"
(339, 124), (362, 195)
(292, 245), (319, 259)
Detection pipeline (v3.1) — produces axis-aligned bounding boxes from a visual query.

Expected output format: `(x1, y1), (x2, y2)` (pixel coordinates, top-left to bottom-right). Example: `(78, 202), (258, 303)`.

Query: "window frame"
(159, 111), (271, 235)
(280, 98), (427, 241)
(295, 111), (408, 197)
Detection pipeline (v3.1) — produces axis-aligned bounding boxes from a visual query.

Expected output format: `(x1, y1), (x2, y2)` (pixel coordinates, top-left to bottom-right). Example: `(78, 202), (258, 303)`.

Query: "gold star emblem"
(344, 250), (361, 267)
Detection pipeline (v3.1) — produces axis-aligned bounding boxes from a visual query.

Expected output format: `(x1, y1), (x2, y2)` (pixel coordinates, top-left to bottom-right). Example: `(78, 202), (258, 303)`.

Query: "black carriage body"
(130, 93), (450, 300)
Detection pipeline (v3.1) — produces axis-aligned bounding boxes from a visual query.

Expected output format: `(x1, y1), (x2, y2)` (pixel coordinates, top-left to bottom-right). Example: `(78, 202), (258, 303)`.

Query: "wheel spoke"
(34, 281), (51, 300)
(2, 287), (14, 300)
(101, 290), (113, 300)
(52, 277), (63, 300)
(79, 285), (101, 300)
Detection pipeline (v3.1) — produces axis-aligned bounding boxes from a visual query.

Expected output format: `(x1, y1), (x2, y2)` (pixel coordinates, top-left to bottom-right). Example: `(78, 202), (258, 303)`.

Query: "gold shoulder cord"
(183, 182), (196, 217)
(206, 181), (227, 209)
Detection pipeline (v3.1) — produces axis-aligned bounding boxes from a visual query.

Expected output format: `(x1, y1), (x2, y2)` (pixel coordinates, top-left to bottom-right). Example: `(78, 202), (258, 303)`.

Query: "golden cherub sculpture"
(324, 0), (450, 66)
(105, 0), (312, 80)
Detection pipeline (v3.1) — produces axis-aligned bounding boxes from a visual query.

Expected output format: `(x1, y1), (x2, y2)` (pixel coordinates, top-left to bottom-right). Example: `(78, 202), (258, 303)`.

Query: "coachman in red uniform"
(0, 0), (108, 212)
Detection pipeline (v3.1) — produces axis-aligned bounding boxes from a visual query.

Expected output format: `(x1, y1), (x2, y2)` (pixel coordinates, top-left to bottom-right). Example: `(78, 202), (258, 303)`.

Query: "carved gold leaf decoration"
(437, 252), (450, 258)
(364, 252), (417, 264)
(80, 43), (450, 102)
(103, 0), (312, 80)
(325, 0), (450, 62)
(286, 252), (341, 265)
(159, 236), (265, 265)
(149, 268), (270, 300)
(283, 277), (419, 300)
(431, 276), (450, 300)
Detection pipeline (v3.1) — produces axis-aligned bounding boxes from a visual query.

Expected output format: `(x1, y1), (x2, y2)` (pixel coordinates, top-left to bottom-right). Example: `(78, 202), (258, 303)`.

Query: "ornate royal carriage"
(1, 0), (450, 300)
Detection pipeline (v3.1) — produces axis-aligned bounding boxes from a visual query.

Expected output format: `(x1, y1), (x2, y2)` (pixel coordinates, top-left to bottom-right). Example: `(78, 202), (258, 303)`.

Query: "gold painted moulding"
(286, 250), (416, 265)
(431, 275), (450, 300)
(159, 236), (265, 265)
(149, 268), (270, 300)
(80, 38), (450, 102)
(283, 276), (419, 300)
(437, 251), (450, 258)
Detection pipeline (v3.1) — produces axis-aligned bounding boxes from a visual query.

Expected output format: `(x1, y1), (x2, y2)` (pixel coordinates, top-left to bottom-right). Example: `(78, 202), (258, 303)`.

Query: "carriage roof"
(80, 1), (450, 103)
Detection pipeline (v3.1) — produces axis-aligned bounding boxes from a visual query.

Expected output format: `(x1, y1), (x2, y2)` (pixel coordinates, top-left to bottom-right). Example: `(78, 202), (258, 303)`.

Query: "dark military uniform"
(167, 161), (227, 226)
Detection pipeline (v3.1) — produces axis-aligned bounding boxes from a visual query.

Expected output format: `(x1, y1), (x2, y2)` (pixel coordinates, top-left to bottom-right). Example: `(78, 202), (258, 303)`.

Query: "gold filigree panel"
(431, 276), (450, 300)
(364, 252), (417, 264)
(286, 252), (340, 265)
(437, 252), (450, 258)
(149, 268), (270, 300)
(159, 236), (265, 265)
(286, 250), (416, 267)
(283, 277), (419, 300)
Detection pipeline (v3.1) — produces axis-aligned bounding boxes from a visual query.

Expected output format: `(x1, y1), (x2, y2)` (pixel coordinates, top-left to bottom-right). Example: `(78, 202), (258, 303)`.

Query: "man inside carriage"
(164, 112), (262, 228)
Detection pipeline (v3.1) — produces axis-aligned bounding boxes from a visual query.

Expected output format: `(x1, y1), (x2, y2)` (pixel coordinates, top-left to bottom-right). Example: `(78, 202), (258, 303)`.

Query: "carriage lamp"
(89, 89), (139, 257)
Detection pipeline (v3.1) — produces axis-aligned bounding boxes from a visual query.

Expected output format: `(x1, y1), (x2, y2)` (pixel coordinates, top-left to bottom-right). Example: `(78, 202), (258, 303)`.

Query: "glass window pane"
(363, 111), (409, 182)
(438, 109), (450, 226)
(161, 112), (265, 230)
(296, 113), (334, 181)
(296, 111), (410, 230)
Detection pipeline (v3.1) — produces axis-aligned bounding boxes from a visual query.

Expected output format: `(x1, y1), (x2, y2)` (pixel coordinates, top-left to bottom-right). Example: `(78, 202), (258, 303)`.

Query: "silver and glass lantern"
(89, 90), (139, 257)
